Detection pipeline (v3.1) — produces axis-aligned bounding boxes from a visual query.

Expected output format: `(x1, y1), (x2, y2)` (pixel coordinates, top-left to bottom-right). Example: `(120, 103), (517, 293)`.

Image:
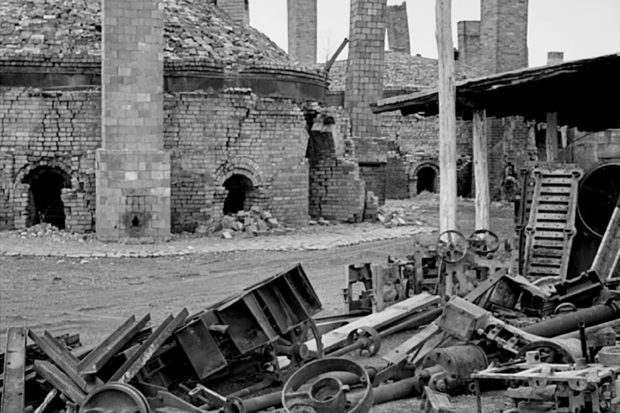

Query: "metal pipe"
(379, 308), (442, 338)
(348, 376), (419, 405)
(578, 321), (589, 361)
(556, 317), (620, 339)
(523, 303), (620, 337)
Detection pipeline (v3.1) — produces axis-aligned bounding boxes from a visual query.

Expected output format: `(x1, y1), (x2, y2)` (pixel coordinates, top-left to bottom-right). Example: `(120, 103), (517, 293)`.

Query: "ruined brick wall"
(457, 21), (482, 70)
(287, 0), (317, 65)
(386, 2), (411, 54)
(307, 112), (366, 222)
(570, 129), (620, 171)
(354, 137), (388, 203)
(164, 90), (309, 231)
(216, 0), (249, 25)
(0, 88), (99, 232)
(480, 0), (528, 74)
(345, 0), (387, 137)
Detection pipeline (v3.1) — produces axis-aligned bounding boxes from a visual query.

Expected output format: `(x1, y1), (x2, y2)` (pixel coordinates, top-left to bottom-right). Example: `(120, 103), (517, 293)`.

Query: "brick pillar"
(386, 2), (410, 54)
(457, 21), (481, 70)
(216, 0), (249, 25)
(344, 0), (386, 138)
(480, 0), (528, 75)
(287, 0), (317, 65)
(97, 0), (170, 240)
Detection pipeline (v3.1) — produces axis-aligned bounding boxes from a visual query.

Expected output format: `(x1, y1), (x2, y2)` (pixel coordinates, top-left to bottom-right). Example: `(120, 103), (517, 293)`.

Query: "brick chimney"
(480, 0), (528, 74)
(344, 0), (387, 138)
(386, 2), (410, 54)
(547, 51), (564, 65)
(98, 0), (170, 240)
(216, 0), (249, 25)
(287, 0), (317, 65)
(457, 21), (481, 69)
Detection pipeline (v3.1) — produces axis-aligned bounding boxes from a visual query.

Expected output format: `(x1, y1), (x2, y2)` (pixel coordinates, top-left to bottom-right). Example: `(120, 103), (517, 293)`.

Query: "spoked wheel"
(274, 319), (324, 381)
(468, 229), (500, 255)
(282, 358), (373, 413)
(346, 327), (381, 357)
(436, 230), (468, 263)
(80, 382), (150, 413)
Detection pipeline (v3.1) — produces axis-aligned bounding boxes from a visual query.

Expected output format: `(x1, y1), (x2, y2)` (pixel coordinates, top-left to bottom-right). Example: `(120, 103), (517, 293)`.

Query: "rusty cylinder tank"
(419, 344), (488, 394)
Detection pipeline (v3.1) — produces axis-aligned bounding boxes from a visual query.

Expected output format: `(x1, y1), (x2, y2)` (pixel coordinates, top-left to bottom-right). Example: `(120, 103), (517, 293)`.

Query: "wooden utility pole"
(436, 0), (457, 233)
(546, 112), (558, 161)
(473, 109), (490, 230)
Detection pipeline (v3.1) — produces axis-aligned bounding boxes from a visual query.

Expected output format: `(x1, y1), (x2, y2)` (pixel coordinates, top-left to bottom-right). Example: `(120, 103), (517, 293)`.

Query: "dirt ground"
(0, 197), (513, 412)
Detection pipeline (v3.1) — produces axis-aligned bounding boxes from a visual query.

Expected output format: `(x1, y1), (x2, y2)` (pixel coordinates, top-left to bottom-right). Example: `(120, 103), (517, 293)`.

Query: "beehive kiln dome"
(0, 0), (294, 67)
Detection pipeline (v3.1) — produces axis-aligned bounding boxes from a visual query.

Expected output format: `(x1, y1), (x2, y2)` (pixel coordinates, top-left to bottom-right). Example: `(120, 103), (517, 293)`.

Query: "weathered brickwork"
(480, 0), (528, 74)
(570, 129), (620, 171)
(386, 2), (411, 54)
(216, 0), (249, 25)
(345, 0), (387, 138)
(307, 112), (366, 222)
(0, 88), (99, 232)
(457, 21), (482, 70)
(354, 137), (388, 203)
(98, 0), (170, 240)
(287, 0), (317, 65)
(164, 90), (309, 230)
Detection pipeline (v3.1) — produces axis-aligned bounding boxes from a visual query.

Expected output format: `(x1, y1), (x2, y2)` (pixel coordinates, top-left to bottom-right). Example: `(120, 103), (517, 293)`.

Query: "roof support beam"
(473, 109), (490, 230)
(546, 111), (559, 161)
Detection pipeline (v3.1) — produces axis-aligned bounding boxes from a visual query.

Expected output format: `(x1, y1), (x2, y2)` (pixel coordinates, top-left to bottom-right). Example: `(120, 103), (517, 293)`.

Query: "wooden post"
(546, 112), (558, 161)
(473, 109), (490, 230)
(436, 0), (457, 233)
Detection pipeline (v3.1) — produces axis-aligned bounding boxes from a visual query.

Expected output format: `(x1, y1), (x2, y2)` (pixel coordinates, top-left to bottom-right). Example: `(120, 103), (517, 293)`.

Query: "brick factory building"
(0, 0), (375, 237)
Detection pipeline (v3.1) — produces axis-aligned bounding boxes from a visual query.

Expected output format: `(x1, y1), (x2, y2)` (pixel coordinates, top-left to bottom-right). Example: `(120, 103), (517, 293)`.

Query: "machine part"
(437, 297), (490, 341)
(343, 262), (409, 314)
(591, 193), (620, 280)
(379, 307), (442, 338)
(282, 358), (373, 413)
(80, 382), (150, 413)
(329, 327), (381, 357)
(274, 319), (324, 381)
(516, 338), (583, 363)
(419, 345), (488, 395)
(598, 346), (620, 367)
(577, 162), (620, 239)
(523, 166), (582, 280)
(468, 230), (500, 255)
(579, 321), (590, 361)
(556, 318), (620, 340)
(523, 302), (620, 337)
(189, 384), (227, 408)
(420, 386), (455, 413)
(436, 231), (468, 263)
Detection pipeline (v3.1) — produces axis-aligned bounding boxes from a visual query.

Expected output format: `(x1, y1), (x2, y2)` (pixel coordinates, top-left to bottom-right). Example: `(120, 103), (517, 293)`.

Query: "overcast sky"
(249, 0), (620, 67)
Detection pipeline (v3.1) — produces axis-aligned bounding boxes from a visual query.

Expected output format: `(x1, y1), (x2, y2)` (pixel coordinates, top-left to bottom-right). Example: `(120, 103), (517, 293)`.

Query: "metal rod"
(379, 308), (442, 338)
(555, 317), (620, 339)
(523, 303), (619, 337)
(578, 321), (588, 360)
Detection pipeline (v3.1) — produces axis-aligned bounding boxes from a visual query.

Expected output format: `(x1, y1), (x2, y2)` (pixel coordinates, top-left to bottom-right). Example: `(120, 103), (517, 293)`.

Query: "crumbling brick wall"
(354, 137), (388, 204)
(307, 112), (366, 222)
(0, 88), (99, 232)
(164, 90), (309, 231)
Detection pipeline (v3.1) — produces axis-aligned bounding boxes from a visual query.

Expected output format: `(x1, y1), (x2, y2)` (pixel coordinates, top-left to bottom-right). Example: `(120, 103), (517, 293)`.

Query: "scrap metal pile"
(1, 163), (620, 413)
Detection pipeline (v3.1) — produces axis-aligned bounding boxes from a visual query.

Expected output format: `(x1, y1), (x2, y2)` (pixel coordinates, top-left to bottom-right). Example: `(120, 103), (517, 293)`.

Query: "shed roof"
(371, 53), (620, 131)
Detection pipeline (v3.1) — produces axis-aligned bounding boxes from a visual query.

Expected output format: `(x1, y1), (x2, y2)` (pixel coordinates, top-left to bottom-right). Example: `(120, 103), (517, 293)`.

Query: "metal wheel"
(346, 327), (381, 357)
(274, 319), (324, 382)
(436, 230), (468, 263)
(468, 229), (500, 255)
(282, 358), (373, 413)
(80, 382), (150, 413)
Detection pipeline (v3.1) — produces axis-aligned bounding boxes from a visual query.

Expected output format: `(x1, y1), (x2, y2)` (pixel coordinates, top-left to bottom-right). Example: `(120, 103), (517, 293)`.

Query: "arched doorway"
(416, 165), (438, 194)
(223, 174), (254, 214)
(23, 167), (70, 229)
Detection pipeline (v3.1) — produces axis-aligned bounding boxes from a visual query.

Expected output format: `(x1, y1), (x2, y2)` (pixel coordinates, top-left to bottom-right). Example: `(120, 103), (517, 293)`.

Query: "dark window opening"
(25, 167), (70, 230)
(223, 174), (254, 215)
(416, 166), (437, 194)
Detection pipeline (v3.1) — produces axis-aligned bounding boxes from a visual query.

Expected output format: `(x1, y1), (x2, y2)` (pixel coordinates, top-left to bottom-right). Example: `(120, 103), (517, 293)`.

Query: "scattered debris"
(218, 207), (287, 237)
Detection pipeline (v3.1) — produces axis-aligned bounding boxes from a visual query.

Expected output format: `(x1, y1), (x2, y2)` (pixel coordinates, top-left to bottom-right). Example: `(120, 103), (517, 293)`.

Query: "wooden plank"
(33, 360), (85, 404)
(531, 247), (565, 258)
(538, 204), (570, 212)
(532, 238), (565, 248)
(308, 293), (440, 354)
(529, 257), (561, 267)
(591, 205), (620, 279)
(43, 331), (79, 364)
(436, 0), (457, 234)
(1, 327), (27, 413)
(527, 266), (562, 276)
(110, 309), (188, 383)
(473, 109), (490, 230)
(535, 213), (570, 221)
(28, 330), (90, 392)
(78, 313), (150, 374)
(545, 111), (558, 161)
(382, 323), (441, 365)
(539, 186), (572, 194)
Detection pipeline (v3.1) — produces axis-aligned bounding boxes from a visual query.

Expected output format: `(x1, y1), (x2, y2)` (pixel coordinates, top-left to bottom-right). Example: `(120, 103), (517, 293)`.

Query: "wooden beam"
(545, 111), (558, 161)
(472, 109), (490, 230)
(436, 0), (457, 233)
(33, 360), (85, 404)
(1, 327), (27, 413)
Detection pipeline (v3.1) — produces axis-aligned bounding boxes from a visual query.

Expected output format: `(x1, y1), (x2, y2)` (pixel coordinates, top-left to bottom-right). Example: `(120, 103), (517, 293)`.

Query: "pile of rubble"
(14, 223), (89, 242)
(219, 207), (285, 238)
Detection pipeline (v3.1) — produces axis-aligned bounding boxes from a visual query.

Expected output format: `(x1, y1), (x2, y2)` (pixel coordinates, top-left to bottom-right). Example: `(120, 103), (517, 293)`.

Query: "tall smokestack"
(287, 0), (317, 65)
(216, 0), (249, 25)
(345, 0), (387, 137)
(480, 0), (528, 74)
(386, 2), (410, 54)
(457, 21), (481, 69)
